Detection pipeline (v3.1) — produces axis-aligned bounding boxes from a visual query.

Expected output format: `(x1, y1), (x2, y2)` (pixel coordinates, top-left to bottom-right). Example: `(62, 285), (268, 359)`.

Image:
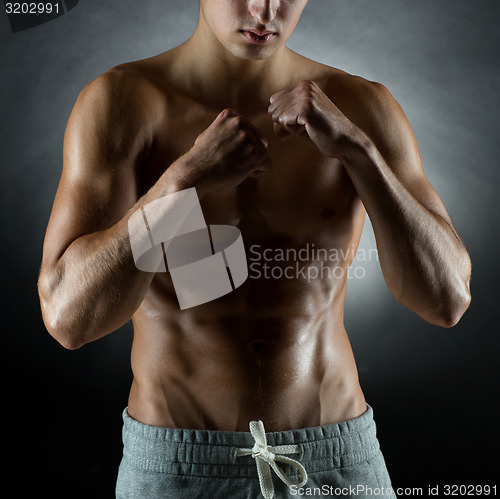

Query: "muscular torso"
(126, 52), (368, 431)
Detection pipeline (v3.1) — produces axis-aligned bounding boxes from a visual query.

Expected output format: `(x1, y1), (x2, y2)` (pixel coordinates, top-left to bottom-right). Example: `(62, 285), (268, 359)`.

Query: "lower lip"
(240, 30), (276, 45)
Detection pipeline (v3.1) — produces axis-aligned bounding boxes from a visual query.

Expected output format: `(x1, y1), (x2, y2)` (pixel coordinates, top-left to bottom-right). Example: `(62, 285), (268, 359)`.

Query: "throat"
(175, 37), (293, 112)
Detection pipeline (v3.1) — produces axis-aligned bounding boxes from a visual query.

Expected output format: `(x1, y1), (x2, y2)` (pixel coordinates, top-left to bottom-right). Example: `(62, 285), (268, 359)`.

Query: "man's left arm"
(268, 79), (471, 327)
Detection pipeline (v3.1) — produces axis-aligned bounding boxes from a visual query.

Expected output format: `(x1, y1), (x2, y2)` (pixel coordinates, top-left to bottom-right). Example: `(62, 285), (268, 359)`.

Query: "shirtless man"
(38, 1), (472, 497)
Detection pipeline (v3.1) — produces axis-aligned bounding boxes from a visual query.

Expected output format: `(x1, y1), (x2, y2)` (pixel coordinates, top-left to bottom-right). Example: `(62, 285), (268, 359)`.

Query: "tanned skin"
(38, 0), (471, 431)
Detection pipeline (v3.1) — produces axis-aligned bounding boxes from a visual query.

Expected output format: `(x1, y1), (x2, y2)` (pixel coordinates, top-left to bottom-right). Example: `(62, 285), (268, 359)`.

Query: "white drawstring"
(236, 420), (308, 499)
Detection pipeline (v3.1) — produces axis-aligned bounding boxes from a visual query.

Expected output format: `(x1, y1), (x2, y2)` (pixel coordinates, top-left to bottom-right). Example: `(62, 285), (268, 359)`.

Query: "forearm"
(267, 78), (471, 325)
(39, 160), (193, 349)
(341, 135), (471, 327)
(40, 221), (150, 348)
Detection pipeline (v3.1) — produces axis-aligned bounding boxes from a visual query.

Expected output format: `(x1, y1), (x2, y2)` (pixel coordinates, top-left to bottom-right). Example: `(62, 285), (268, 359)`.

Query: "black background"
(1, 1), (499, 497)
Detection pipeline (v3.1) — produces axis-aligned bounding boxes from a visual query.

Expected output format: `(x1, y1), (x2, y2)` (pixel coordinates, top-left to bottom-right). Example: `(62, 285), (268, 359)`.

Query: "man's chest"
(140, 105), (362, 242)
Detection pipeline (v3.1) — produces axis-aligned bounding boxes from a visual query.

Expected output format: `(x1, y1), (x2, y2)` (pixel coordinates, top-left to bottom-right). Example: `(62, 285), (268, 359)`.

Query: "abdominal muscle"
(126, 273), (367, 432)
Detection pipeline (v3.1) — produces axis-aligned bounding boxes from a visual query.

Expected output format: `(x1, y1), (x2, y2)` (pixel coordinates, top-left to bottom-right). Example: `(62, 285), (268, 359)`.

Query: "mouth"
(240, 29), (277, 45)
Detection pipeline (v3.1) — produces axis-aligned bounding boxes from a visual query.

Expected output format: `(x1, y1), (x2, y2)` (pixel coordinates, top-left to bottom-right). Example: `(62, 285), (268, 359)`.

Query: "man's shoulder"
(65, 59), (172, 163)
(290, 51), (394, 110)
(294, 53), (408, 151)
(305, 58), (401, 133)
(79, 59), (164, 111)
(66, 58), (178, 154)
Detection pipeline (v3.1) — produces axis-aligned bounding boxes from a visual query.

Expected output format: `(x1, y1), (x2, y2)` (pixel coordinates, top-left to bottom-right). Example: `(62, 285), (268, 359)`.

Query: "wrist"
(337, 127), (375, 168)
(162, 151), (209, 198)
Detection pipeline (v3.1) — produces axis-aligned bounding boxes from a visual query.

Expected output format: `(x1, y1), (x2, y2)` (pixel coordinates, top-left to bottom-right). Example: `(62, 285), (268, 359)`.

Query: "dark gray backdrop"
(1, 1), (499, 497)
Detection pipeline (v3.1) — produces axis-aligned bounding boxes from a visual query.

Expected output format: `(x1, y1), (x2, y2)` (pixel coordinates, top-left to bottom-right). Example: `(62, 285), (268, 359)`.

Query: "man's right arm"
(38, 71), (271, 349)
(38, 69), (188, 349)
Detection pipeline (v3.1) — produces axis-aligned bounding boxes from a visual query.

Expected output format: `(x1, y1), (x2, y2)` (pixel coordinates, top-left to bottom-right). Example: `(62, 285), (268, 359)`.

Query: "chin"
(228, 44), (278, 61)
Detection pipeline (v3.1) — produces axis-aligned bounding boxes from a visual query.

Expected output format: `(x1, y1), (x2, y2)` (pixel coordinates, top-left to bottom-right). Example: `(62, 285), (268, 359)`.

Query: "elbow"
(400, 248), (472, 329)
(60, 339), (85, 351)
(38, 274), (87, 350)
(40, 299), (87, 350)
(435, 272), (472, 329)
(50, 325), (86, 351)
(54, 335), (85, 351)
(437, 290), (471, 328)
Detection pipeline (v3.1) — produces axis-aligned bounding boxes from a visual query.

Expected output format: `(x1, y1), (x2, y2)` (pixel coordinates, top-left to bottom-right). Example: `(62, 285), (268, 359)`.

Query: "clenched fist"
(268, 80), (359, 159)
(182, 108), (271, 195)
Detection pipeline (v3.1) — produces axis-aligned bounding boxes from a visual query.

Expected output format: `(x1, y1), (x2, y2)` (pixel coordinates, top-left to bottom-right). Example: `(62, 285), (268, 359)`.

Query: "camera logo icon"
(128, 188), (248, 310)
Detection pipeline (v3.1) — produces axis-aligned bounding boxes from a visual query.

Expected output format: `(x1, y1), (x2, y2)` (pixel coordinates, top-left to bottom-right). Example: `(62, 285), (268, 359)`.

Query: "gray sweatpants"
(116, 404), (396, 498)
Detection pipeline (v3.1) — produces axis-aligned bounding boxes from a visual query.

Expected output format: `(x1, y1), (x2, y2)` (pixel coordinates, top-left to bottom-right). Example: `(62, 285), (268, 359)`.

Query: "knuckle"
(300, 79), (315, 88)
(235, 129), (248, 142)
(299, 80), (317, 99)
(233, 115), (246, 127)
(219, 108), (232, 119)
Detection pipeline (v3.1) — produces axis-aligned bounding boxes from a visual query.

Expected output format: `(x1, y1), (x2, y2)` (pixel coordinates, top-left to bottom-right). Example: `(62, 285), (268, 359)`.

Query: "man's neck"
(172, 21), (295, 114)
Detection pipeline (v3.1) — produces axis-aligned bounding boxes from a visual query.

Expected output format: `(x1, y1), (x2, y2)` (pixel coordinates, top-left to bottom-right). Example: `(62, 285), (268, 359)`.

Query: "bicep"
(359, 82), (454, 226)
(42, 74), (145, 266)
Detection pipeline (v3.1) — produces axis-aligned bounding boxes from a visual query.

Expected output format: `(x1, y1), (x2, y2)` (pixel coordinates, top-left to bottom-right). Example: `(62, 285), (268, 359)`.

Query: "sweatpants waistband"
(121, 405), (380, 478)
